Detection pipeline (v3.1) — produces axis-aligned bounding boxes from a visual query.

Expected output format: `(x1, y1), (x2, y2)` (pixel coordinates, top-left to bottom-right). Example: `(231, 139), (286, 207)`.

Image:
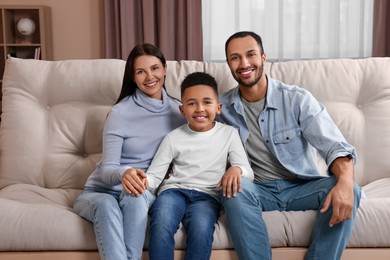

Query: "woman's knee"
(120, 190), (155, 209)
(75, 192), (119, 220)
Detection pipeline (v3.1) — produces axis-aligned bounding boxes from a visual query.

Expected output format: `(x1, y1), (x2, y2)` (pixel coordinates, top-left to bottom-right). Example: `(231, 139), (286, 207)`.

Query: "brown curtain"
(373, 0), (390, 57)
(103, 0), (203, 61)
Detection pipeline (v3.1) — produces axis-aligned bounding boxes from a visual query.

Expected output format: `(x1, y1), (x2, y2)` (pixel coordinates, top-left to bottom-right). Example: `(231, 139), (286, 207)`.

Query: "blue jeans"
(74, 188), (156, 260)
(148, 189), (221, 260)
(221, 177), (361, 260)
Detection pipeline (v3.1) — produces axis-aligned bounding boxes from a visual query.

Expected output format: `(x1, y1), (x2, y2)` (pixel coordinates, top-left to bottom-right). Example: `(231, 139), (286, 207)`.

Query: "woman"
(74, 43), (185, 260)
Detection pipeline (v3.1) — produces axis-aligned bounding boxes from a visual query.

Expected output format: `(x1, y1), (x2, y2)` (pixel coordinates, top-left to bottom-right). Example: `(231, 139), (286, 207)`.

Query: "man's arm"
(320, 156), (355, 227)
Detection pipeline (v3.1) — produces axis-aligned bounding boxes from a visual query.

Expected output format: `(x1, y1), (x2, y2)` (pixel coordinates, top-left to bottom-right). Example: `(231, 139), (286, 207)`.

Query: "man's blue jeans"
(148, 188), (221, 260)
(221, 177), (361, 260)
(74, 188), (155, 260)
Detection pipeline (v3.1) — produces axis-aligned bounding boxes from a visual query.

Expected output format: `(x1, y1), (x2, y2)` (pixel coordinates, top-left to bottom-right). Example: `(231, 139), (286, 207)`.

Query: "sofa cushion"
(0, 182), (317, 250)
(0, 184), (96, 250)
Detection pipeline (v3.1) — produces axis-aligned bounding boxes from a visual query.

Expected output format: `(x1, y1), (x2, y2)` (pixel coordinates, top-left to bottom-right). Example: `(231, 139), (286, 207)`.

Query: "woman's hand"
(122, 168), (149, 196)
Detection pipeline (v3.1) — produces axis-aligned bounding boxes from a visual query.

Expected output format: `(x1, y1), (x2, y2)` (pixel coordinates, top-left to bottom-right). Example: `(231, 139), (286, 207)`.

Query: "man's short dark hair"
(180, 72), (218, 98)
(225, 31), (265, 60)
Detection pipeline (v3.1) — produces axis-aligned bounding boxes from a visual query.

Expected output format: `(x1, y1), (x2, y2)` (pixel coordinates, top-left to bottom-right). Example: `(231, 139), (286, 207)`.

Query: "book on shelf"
(34, 47), (41, 59)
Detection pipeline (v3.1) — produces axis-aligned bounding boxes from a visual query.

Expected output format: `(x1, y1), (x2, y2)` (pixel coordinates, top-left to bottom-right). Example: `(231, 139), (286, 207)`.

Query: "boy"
(146, 72), (254, 260)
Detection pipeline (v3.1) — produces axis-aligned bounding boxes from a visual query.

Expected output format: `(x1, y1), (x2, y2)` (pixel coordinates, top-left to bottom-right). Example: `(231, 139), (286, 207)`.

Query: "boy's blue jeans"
(148, 188), (220, 260)
(74, 188), (156, 260)
(221, 177), (361, 260)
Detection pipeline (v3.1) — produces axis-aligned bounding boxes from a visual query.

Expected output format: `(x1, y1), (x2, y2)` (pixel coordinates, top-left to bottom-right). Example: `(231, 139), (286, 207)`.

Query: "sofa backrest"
(265, 58), (390, 186)
(0, 58), (124, 189)
(1, 57), (390, 190)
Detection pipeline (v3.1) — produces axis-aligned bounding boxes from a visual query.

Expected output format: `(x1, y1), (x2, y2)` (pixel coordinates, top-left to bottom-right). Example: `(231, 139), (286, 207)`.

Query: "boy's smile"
(180, 84), (222, 132)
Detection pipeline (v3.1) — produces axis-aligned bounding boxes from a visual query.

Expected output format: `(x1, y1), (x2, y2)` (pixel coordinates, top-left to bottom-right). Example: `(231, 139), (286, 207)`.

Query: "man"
(217, 31), (361, 260)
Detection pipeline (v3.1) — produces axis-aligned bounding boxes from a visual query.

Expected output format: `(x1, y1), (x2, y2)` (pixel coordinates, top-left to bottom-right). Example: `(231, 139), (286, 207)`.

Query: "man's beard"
(234, 63), (264, 88)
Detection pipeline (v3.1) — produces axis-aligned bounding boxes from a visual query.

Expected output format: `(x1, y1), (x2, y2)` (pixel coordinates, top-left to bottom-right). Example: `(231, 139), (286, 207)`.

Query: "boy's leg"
(120, 190), (156, 260)
(284, 177), (361, 260)
(148, 189), (186, 260)
(74, 191), (127, 260)
(181, 191), (220, 260)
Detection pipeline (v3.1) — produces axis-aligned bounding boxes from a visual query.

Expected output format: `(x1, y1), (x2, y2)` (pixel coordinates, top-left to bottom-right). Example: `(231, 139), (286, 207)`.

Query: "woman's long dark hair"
(115, 43), (167, 104)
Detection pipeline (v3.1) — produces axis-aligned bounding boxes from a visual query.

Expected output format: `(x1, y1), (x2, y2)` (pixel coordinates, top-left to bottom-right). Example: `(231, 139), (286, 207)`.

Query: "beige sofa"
(1, 57), (390, 260)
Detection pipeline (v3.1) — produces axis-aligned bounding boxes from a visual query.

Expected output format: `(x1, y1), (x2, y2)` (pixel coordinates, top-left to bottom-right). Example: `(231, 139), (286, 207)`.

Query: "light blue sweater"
(84, 88), (185, 192)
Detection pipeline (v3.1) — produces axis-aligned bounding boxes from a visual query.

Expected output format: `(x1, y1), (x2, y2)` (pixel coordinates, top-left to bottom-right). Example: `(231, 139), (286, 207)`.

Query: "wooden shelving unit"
(0, 5), (53, 119)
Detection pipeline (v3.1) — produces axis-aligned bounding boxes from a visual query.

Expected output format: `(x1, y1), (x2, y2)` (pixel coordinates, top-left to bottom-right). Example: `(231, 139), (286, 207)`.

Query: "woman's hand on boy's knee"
(122, 168), (148, 196)
(217, 166), (242, 198)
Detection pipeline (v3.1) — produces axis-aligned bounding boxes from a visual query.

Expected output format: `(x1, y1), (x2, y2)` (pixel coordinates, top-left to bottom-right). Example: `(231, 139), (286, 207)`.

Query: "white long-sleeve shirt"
(146, 122), (254, 197)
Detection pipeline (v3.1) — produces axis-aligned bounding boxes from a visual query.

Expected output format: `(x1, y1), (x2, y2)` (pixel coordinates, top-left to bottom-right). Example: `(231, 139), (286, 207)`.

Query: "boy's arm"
(146, 135), (174, 192)
(218, 166), (243, 198)
(218, 129), (254, 198)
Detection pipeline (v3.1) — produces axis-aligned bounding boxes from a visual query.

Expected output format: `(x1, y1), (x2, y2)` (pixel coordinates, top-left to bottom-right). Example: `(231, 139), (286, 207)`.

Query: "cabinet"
(0, 5), (53, 118)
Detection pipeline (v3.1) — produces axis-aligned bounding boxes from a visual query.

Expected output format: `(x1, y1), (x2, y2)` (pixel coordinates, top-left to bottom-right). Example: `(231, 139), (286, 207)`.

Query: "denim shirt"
(218, 76), (356, 180)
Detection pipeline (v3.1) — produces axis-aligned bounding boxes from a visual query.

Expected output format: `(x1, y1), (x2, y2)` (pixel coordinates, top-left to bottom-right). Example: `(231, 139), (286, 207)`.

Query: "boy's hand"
(122, 168), (148, 196)
(217, 166), (242, 198)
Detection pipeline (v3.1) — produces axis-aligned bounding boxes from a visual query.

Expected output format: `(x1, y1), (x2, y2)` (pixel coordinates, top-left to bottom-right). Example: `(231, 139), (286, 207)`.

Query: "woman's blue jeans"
(74, 188), (155, 260)
(221, 177), (361, 260)
(148, 188), (221, 260)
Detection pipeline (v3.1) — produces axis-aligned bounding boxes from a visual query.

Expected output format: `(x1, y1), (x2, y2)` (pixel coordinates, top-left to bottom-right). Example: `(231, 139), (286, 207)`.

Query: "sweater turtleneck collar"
(133, 88), (170, 113)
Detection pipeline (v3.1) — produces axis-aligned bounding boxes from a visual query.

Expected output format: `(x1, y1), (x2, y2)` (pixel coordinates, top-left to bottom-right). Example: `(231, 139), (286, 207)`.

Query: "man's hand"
(320, 156), (355, 227)
(217, 166), (242, 198)
(122, 168), (149, 196)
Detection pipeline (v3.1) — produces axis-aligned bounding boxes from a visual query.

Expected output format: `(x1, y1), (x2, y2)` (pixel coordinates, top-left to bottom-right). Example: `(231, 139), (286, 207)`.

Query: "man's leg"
(284, 177), (361, 260)
(182, 191), (220, 260)
(221, 178), (279, 260)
